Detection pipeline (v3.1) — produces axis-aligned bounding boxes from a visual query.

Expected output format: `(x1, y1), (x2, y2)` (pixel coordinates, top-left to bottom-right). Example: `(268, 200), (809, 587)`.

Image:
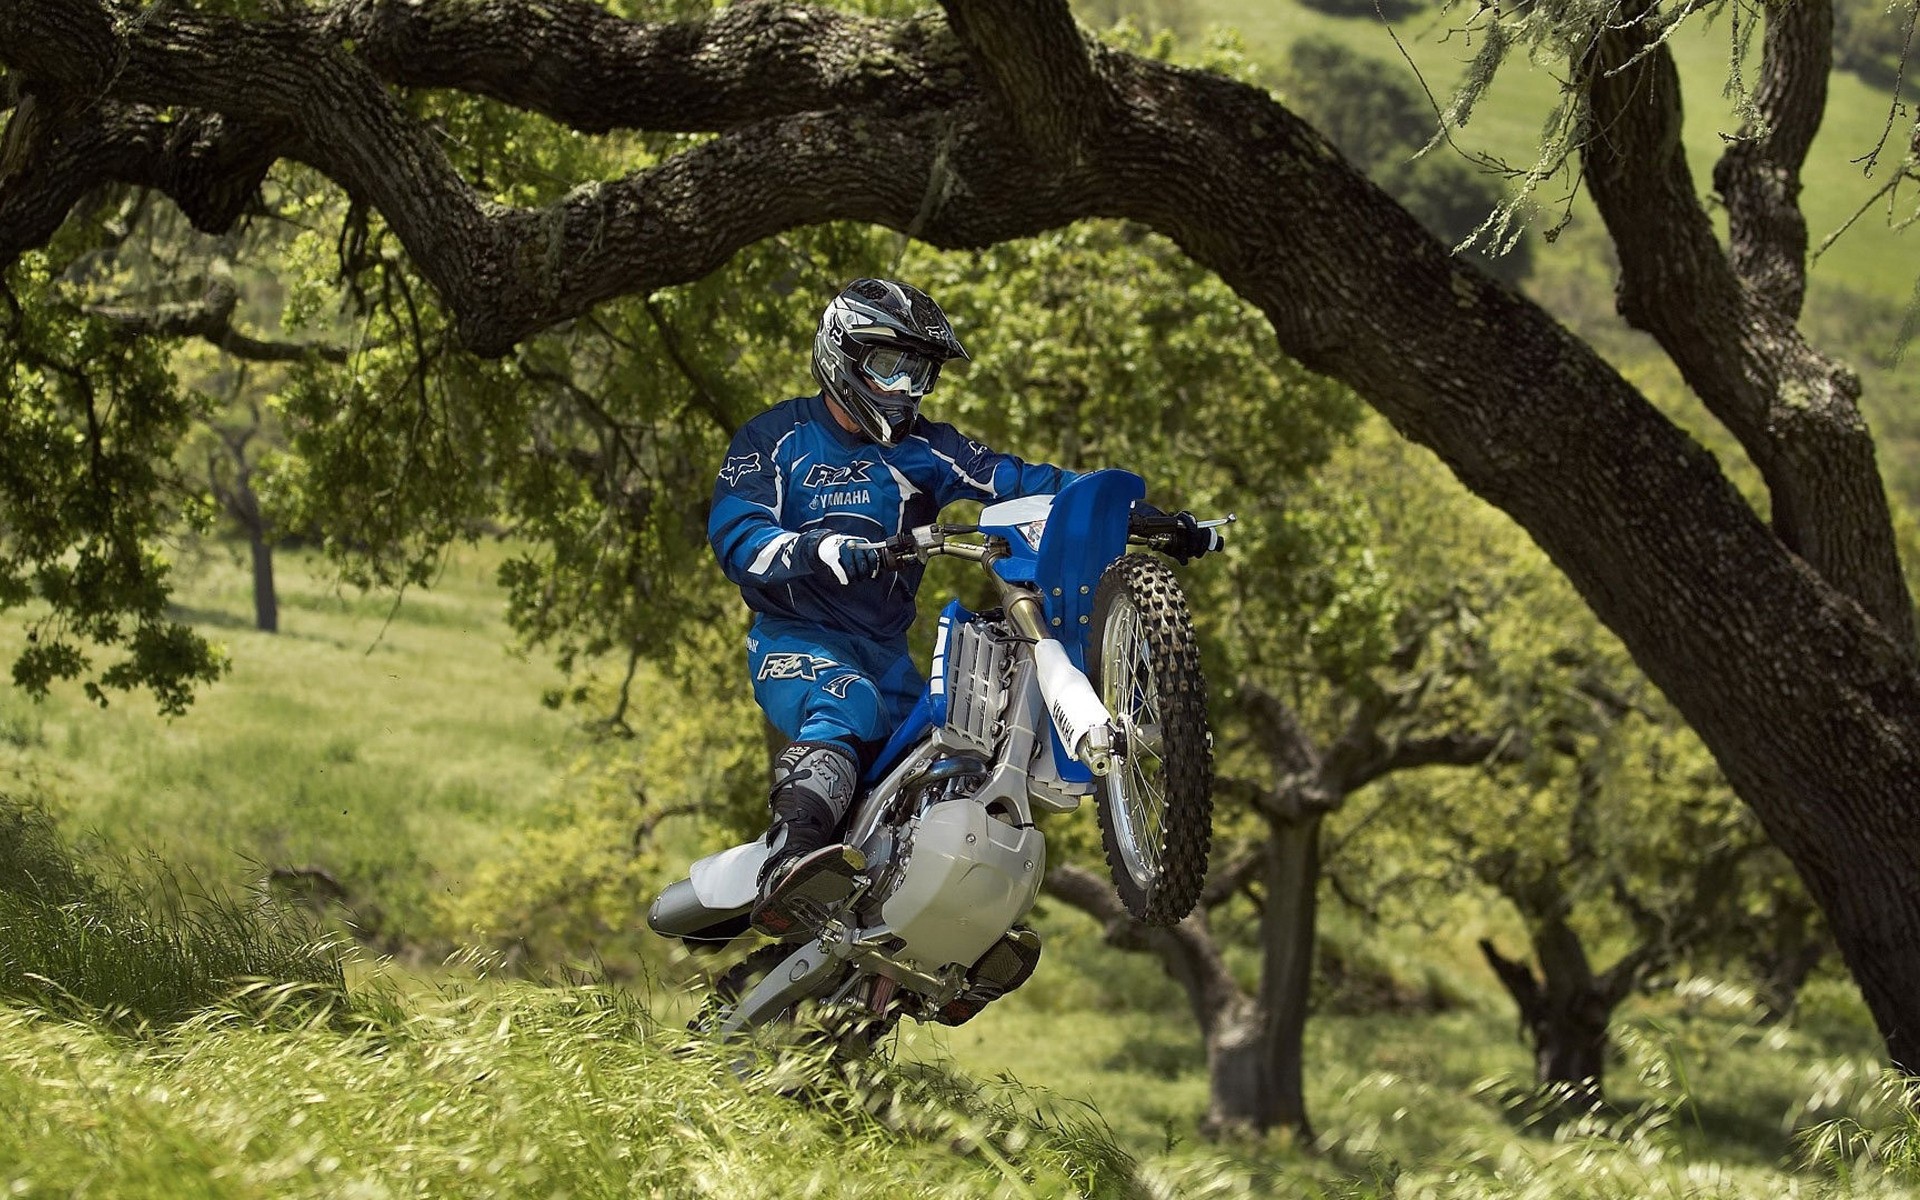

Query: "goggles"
(862, 347), (939, 397)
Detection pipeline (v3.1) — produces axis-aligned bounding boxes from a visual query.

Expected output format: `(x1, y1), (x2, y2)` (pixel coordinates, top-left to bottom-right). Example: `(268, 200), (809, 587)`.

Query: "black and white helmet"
(811, 278), (970, 447)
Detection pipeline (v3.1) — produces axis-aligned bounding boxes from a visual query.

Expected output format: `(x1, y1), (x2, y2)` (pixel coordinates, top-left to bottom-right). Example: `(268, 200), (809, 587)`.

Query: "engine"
(865, 756), (1045, 970)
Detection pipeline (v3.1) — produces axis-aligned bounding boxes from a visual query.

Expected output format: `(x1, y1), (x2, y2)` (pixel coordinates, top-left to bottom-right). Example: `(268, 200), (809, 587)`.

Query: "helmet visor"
(862, 347), (939, 397)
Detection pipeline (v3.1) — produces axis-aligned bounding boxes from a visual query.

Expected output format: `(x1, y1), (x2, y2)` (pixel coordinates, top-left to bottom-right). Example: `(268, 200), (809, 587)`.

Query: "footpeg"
(751, 844), (866, 936)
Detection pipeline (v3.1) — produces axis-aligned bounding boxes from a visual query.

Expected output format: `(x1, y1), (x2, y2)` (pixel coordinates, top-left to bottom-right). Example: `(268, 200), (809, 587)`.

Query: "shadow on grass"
(165, 604), (265, 633)
(165, 604), (383, 655)
(1100, 1023), (1197, 1080)
(1676, 1097), (1796, 1166)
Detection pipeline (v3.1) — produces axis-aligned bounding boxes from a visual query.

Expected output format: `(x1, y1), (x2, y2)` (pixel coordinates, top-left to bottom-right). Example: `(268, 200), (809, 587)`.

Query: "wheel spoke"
(1101, 594), (1165, 888)
(1092, 557), (1212, 926)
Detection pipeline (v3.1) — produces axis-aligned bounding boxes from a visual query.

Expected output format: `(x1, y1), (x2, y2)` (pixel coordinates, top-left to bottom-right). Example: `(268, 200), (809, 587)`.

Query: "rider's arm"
(911, 420), (1079, 507)
(708, 427), (819, 586)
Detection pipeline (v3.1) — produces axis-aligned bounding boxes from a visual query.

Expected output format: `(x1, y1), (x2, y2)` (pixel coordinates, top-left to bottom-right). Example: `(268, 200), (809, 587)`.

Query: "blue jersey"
(709, 393), (1076, 639)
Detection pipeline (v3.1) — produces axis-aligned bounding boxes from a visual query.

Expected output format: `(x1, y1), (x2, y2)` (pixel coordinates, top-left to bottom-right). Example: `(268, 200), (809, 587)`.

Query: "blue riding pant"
(746, 616), (923, 766)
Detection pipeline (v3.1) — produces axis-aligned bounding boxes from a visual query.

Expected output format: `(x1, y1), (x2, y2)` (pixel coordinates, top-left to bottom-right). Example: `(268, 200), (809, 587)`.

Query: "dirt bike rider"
(709, 278), (1217, 936)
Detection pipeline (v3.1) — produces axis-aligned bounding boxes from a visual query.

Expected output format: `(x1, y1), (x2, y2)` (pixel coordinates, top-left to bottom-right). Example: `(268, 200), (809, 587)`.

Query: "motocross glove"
(798, 529), (885, 585)
(1130, 502), (1225, 565)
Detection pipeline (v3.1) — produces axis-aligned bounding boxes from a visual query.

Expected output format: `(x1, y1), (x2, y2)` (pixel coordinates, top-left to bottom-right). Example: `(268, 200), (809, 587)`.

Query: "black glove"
(1164, 511), (1223, 564)
(1130, 501), (1223, 565)
(797, 529), (884, 584)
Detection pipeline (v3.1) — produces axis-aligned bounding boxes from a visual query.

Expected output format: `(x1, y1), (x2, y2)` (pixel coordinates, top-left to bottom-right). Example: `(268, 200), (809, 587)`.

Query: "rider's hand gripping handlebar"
(1128, 505), (1234, 563)
(861, 507), (1233, 572)
(863, 525), (981, 571)
(876, 529), (931, 571)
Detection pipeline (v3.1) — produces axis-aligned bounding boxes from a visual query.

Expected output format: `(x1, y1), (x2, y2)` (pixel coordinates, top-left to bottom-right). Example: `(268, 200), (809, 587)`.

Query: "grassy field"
(0, 984), (1148, 1199)
(1, 540), (1916, 1197)
(0, 543), (581, 954)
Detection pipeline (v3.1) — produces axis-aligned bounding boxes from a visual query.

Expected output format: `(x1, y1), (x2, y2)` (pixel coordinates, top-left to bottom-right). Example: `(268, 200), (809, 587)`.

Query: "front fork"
(1003, 588), (1114, 777)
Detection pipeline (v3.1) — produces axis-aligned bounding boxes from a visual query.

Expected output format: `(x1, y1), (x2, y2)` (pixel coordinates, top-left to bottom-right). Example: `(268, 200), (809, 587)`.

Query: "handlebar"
(854, 511), (1234, 570)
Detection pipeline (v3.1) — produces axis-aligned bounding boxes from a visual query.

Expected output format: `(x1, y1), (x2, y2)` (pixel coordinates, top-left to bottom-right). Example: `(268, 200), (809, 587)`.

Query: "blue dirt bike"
(649, 469), (1225, 1044)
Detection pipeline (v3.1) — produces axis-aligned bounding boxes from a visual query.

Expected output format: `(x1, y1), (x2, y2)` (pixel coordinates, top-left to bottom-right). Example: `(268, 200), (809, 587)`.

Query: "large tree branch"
(0, 100), (277, 264)
(331, 0), (969, 134)
(1044, 863), (1247, 1035)
(937, 0), (1106, 156)
(1342, 731), (1507, 794)
(1231, 679), (1322, 778)
(0, 0), (1098, 353)
(1580, 0), (1912, 647)
(1712, 0), (1832, 320)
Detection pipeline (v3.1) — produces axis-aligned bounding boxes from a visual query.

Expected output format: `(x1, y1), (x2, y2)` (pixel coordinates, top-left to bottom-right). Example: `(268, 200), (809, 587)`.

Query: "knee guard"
(769, 740), (858, 822)
(763, 740), (859, 867)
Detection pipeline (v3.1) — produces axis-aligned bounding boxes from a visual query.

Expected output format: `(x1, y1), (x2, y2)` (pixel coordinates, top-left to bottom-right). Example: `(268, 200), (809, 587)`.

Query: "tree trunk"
(1044, 865), (1275, 1137)
(1755, 943), (1825, 1026)
(1198, 989), (1268, 1138)
(249, 530), (277, 634)
(1752, 893), (1828, 1024)
(1480, 934), (1613, 1109)
(1047, 815), (1325, 1140)
(1253, 812), (1322, 1140)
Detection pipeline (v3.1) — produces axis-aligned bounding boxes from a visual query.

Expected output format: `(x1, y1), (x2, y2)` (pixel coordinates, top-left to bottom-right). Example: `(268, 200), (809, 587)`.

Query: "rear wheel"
(1088, 554), (1213, 925)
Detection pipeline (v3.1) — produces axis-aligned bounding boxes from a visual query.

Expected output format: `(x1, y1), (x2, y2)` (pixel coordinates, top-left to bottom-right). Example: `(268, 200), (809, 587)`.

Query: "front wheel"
(1088, 554), (1213, 925)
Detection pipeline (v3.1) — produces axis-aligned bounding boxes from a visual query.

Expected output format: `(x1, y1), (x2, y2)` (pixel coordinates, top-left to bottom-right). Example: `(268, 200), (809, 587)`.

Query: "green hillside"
(1180, 0), (1916, 307)
(0, 536), (1911, 1197)
(1, 546), (579, 956)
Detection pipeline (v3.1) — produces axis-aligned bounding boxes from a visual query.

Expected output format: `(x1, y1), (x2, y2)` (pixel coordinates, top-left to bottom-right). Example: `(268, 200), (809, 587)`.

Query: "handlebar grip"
(1128, 514), (1184, 535)
(878, 532), (920, 571)
(1129, 510), (1226, 563)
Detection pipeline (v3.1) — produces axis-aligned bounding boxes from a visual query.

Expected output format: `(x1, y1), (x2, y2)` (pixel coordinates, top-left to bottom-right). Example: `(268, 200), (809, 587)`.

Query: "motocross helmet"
(811, 278), (970, 447)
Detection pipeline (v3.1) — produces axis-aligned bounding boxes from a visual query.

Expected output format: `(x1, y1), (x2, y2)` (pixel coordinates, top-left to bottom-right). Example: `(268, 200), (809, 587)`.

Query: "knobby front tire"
(1088, 553), (1214, 925)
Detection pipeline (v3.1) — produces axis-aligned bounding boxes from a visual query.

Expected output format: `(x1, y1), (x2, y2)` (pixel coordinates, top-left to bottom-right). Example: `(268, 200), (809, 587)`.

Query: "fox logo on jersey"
(756, 653), (840, 682)
(720, 453), (763, 486)
(802, 462), (874, 489)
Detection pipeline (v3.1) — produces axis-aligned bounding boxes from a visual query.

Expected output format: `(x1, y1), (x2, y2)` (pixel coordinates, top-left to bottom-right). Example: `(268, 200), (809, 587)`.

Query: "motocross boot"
(752, 741), (866, 937)
(937, 926), (1043, 1026)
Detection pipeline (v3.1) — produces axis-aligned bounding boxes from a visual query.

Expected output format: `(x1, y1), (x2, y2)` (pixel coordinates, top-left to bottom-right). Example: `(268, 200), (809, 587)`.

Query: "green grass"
(0, 542), (581, 953)
(0, 534), (1913, 1196)
(0, 984), (1150, 1199)
(4, 963), (1910, 1199)
(0, 791), (348, 1029)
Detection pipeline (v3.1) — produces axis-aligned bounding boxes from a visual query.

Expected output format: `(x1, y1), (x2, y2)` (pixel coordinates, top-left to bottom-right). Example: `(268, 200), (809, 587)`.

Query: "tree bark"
(1580, 0), (1910, 649)
(6, 0), (1920, 1070)
(1255, 813), (1322, 1139)
(1480, 935), (1612, 1109)
(250, 531), (278, 635)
